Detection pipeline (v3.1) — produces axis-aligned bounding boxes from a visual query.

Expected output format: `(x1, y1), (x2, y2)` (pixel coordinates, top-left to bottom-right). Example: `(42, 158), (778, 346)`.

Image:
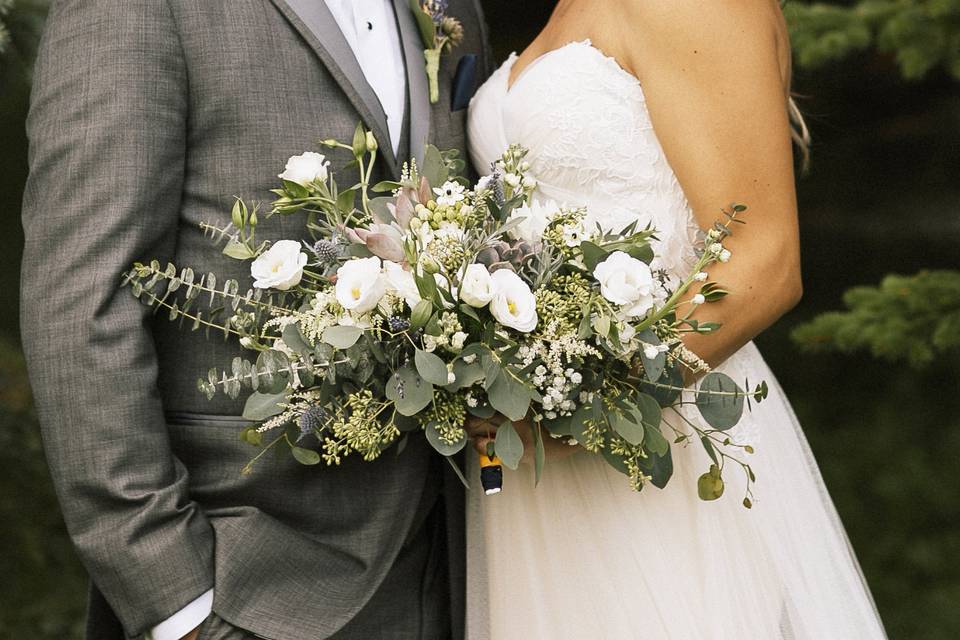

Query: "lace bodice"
(468, 39), (702, 280)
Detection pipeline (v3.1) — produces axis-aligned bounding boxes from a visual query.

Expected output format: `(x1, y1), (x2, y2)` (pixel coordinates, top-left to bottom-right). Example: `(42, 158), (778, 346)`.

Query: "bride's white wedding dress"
(464, 40), (887, 639)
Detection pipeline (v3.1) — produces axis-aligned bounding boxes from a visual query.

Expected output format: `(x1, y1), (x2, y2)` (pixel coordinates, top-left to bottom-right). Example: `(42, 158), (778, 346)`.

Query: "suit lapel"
(268, 0), (399, 173)
(393, 0), (431, 167)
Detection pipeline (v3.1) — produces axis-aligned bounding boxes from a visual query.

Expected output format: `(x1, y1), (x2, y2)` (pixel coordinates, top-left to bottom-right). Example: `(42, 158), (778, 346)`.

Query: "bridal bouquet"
(124, 125), (766, 505)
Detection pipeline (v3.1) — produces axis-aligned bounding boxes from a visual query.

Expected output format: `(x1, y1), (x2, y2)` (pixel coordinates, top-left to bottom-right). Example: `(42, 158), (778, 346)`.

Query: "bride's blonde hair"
(788, 96), (811, 171)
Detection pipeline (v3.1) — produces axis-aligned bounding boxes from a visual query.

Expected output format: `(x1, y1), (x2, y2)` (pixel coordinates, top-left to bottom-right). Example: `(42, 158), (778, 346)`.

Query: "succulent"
(476, 239), (538, 273)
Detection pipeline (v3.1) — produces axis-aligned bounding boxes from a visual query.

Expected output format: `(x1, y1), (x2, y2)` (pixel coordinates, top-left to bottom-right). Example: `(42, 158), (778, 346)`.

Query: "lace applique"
(477, 40), (702, 280)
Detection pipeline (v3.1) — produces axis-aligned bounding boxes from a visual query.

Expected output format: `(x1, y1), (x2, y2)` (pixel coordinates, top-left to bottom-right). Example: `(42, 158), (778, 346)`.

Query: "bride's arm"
(616, 0), (802, 370)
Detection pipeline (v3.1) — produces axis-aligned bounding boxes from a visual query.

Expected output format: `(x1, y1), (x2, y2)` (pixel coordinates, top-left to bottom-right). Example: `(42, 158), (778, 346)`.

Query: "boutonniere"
(409, 0), (464, 103)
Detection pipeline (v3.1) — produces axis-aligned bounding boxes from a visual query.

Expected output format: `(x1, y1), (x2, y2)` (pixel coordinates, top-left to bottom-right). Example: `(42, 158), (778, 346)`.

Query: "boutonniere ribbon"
(409, 0), (464, 103)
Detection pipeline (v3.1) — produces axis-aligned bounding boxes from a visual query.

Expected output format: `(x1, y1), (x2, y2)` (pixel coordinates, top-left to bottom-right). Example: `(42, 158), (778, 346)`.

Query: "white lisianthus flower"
(335, 257), (387, 314)
(459, 263), (495, 308)
(251, 240), (308, 290)
(507, 199), (560, 244)
(383, 261), (421, 309)
(719, 249), (732, 263)
(503, 173), (521, 188)
(692, 293), (706, 305)
(278, 151), (329, 187)
(489, 269), (538, 332)
(694, 271), (709, 282)
(433, 181), (466, 207)
(592, 251), (656, 317)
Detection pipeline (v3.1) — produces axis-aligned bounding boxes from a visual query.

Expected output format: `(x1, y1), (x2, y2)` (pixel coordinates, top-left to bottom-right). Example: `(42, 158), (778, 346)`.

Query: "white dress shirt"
(324, 0), (407, 155)
(147, 4), (406, 640)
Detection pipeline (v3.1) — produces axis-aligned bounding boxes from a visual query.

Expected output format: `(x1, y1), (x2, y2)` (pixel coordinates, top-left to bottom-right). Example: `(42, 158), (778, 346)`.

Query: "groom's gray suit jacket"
(20, 1), (491, 638)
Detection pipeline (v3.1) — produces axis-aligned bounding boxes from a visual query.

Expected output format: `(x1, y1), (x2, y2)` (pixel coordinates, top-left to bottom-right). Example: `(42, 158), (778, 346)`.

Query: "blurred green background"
(1, 1), (958, 638)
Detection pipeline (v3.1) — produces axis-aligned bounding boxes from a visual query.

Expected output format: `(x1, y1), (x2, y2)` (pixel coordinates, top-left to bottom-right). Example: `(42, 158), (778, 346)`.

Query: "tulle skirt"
(465, 342), (887, 640)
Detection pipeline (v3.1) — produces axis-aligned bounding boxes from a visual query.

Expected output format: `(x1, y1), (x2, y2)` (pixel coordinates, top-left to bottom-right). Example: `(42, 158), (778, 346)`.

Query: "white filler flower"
(489, 269), (538, 332)
(278, 151), (329, 187)
(383, 261), (421, 309)
(251, 240), (308, 290)
(507, 199), (559, 244)
(335, 257), (387, 314)
(593, 251), (656, 317)
(459, 263), (495, 308)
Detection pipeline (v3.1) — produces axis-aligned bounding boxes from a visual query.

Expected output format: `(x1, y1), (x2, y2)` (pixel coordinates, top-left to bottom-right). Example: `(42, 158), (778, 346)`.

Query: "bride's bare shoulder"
(606, 0), (789, 84)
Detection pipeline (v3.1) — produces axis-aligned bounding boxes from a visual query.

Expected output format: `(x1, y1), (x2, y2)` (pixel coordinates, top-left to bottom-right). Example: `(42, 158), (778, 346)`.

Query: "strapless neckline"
(501, 39), (643, 98)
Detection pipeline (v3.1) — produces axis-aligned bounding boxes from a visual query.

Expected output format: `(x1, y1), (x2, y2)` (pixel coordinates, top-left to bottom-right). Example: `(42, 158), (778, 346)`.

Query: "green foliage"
(0, 1), (12, 56)
(787, 0), (960, 80)
(0, 338), (85, 639)
(792, 270), (960, 366)
(0, 1), (47, 78)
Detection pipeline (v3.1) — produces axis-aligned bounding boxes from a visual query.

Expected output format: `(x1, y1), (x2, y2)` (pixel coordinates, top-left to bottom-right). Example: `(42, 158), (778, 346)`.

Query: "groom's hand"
(180, 627), (201, 640)
(464, 414), (579, 462)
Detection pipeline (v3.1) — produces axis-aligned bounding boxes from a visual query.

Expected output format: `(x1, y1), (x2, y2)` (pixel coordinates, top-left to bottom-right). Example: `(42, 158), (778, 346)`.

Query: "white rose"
(383, 261), (421, 309)
(489, 269), (538, 333)
(278, 151), (329, 187)
(507, 199), (559, 244)
(593, 251), (656, 317)
(459, 263), (495, 308)
(335, 256), (387, 314)
(251, 240), (308, 290)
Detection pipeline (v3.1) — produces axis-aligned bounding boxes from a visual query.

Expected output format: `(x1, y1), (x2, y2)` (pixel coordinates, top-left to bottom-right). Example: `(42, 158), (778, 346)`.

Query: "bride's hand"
(464, 414), (579, 463)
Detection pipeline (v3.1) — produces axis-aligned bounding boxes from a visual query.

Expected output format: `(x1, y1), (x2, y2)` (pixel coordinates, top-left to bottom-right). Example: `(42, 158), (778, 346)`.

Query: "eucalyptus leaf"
(695, 372), (745, 430)
(291, 446), (321, 466)
(242, 390), (288, 421)
(421, 145), (448, 187)
(415, 349), (450, 386)
(385, 364), (434, 416)
(487, 371), (530, 422)
(445, 360), (485, 391)
(609, 410), (644, 446)
(495, 420), (524, 470)
(637, 330), (666, 383)
(533, 423), (546, 486)
(579, 241), (608, 271)
(425, 421), (468, 456)
(282, 324), (313, 357)
(322, 325), (363, 349)
(223, 240), (255, 260)
(467, 403), (497, 419)
(640, 364), (684, 407)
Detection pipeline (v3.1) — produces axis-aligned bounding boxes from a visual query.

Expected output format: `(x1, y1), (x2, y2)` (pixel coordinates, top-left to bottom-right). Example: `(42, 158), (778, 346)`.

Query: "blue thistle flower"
(387, 316), (411, 332)
(297, 405), (327, 440)
(312, 239), (342, 264)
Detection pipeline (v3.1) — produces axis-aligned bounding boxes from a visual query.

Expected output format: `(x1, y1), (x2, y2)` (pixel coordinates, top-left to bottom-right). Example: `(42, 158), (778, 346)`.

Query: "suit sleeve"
(20, 1), (215, 636)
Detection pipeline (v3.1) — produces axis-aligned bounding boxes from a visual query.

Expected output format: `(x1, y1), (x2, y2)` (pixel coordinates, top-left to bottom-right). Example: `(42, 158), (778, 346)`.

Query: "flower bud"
(365, 131), (378, 152)
(419, 254), (440, 274)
